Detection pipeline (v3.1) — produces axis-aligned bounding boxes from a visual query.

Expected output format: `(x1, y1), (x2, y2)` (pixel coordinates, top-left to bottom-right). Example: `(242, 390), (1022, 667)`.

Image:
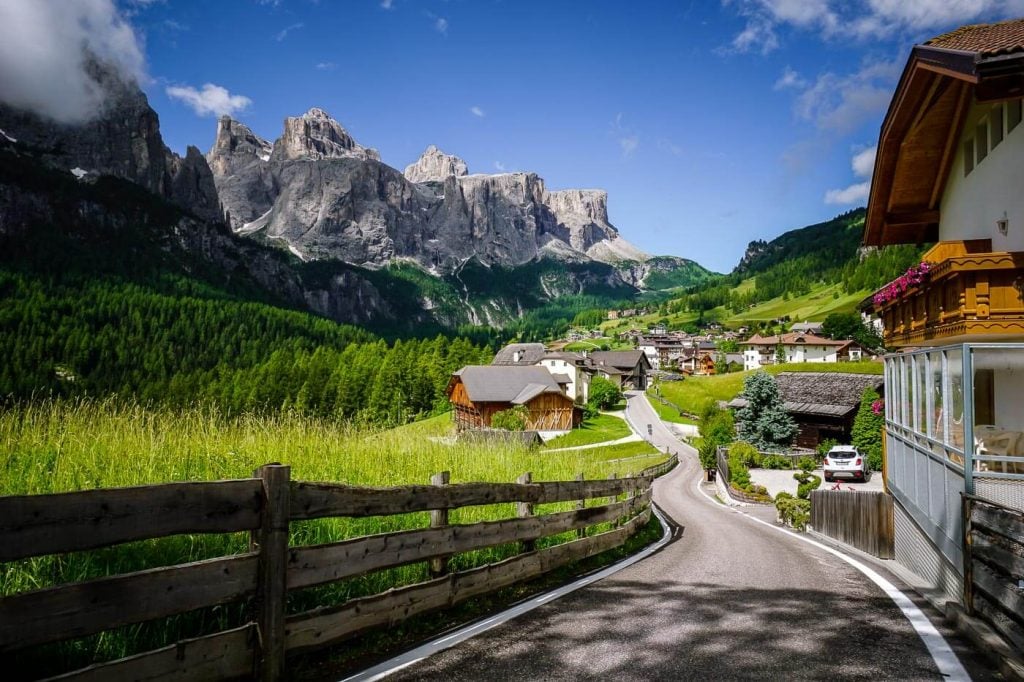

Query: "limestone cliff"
(403, 145), (468, 183)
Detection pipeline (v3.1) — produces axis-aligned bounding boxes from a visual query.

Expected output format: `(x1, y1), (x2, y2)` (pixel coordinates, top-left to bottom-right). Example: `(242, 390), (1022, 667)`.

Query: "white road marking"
(694, 476), (970, 681)
(339, 504), (673, 682)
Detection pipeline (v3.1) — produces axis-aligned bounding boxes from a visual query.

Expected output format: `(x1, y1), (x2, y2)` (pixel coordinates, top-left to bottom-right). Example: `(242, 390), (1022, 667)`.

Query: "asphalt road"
(386, 393), (993, 681)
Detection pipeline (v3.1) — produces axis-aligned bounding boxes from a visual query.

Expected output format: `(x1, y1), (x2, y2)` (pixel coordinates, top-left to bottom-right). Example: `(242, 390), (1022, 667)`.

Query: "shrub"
(490, 405), (529, 431)
(729, 442), (761, 468)
(730, 464), (751, 488)
(588, 376), (622, 410)
(698, 406), (735, 471)
(793, 470), (821, 500)
(761, 454), (791, 470)
(816, 438), (838, 457)
(775, 494), (811, 530)
(851, 386), (884, 470)
(697, 438), (717, 471)
(866, 445), (883, 472)
(797, 456), (818, 472)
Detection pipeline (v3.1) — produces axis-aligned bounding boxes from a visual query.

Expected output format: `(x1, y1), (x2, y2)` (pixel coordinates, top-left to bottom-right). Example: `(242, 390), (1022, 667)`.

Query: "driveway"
(382, 392), (991, 680)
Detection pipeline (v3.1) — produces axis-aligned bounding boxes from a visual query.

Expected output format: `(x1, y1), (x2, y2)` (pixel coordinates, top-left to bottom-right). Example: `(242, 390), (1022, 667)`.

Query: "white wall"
(538, 358), (588, 403)
(941, 98), (1024, 251)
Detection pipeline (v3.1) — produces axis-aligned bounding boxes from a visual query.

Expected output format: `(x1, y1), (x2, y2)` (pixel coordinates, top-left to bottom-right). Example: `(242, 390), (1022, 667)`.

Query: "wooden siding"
(810, 490), (895, 559)
(446, 377), (577, 431)
(874, 243), (1024, 346)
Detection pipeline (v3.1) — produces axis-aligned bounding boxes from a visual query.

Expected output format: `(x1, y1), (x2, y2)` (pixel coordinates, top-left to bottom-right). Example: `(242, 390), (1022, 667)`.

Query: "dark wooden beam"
(885, 209), (940, 226)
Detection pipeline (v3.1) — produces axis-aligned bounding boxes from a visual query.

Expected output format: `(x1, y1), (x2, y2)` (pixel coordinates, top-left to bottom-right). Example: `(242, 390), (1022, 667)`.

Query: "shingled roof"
(588, 350), (648, 370)
(924, 17), (1024, 57)
(453, 366), (565, 404)
(727, 372), (883, 418)
(492, 343), (547, 366)
(741, 332), (850, 348)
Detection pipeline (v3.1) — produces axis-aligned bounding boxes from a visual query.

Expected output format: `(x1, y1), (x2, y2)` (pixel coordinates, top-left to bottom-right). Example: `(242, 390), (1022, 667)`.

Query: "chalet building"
(537, 352), (593, 403)
(789, 321), (824, 334)
(740, 332), (866, 371)
(588, 350), (651, 390)
(446, 366), (580, 432)
(491, 343), (547, 366)
(727, 372), (883, 448)
(861, 19), (1024, 604)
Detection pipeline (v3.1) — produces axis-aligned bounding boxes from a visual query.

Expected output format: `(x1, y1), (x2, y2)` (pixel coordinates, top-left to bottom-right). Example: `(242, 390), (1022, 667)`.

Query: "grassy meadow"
(0, 398), (665, 676)
(543, 413), (632, 448)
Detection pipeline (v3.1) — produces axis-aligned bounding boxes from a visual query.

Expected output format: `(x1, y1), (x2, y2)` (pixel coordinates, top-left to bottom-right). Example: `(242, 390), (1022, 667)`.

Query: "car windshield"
(830, 451), (856, 458)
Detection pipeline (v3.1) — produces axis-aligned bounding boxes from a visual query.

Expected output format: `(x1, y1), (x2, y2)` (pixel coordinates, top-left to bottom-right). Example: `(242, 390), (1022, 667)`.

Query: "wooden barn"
(447, 366), (581, 431)
(728, 372), (883, 448)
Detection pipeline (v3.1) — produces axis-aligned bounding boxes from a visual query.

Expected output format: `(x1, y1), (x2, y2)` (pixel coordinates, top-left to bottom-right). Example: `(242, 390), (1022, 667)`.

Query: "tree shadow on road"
(390, 578), (944, 681)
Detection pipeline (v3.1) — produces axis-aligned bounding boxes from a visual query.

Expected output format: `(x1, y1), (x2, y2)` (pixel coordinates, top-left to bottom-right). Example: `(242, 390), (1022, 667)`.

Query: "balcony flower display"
(872, 261), (932, 307)
(871, 399), (884, 415)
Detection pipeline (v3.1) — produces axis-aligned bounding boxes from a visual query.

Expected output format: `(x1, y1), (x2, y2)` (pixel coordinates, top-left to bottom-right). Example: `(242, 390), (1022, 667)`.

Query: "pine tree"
(735, 371), (798, 451)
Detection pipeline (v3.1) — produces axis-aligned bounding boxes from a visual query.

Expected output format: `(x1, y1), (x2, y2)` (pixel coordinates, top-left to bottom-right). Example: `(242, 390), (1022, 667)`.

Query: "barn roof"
(727, 372), (883, 418)
(452, 365), (565, 403)
(589, 350), (649, 371)
(492, 343), (547, 366)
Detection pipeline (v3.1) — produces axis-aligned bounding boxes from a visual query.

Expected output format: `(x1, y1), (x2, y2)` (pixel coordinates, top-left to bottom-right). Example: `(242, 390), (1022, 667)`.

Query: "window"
(1009, 99), (1022, 134)
(990, 105), (1004, 148)
(976, 121), (989, 164)
(964, 139), (975, 176)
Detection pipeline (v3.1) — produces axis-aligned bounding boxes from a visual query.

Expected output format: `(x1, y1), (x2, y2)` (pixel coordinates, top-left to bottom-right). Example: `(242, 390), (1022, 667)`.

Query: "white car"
(823, 446), (871, 482)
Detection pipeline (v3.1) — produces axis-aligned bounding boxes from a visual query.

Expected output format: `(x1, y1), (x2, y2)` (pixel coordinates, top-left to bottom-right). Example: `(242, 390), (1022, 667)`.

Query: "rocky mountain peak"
(404, 145), (469, 183)
(272, 107), (380, 162)
(546, 189), (610, 226)
(207, 116), (272, 175)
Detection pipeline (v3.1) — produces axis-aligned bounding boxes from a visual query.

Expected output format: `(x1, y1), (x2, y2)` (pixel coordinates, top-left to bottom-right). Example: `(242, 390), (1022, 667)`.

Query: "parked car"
(823, 445), (871, 482)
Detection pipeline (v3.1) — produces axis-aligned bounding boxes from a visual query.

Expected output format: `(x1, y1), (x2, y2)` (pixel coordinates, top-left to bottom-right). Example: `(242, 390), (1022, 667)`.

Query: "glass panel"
(976, 121), (989, 163)
(929, 351), (943, 441)
(916, 355), (928, 435)
(1009, 99), (1022, 133)
(990, 105), (1004, 148)
(964, 139), (975, 175)
(970, 346), (1024, 474)
(947, 347), (964, 455)
(901, 357), (912, 428)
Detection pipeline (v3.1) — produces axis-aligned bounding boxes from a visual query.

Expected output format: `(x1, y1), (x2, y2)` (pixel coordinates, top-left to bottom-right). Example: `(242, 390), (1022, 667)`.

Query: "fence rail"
(0, 455), (677, 681)
(963, 494), (1024, 652)
(809, 490), (894, 559)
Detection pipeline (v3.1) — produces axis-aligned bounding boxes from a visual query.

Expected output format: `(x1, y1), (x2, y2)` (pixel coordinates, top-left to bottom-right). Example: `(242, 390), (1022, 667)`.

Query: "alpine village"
(2, 3), (1024, 681)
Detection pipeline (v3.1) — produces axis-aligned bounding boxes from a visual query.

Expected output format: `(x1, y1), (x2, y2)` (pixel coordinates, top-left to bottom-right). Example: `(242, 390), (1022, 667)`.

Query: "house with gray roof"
(588, 350), (651, 390)
(727, 372), (883, 448)
(491, 343), (547, 366)
(447, 365), (580, 431)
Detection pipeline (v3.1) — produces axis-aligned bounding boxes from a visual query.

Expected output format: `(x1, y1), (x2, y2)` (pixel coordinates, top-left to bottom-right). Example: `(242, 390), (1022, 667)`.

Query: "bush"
(793, 470), (821, 500)
(698, 406), (735, 471)
(730, 465), (751, 488)
(729, 442), (761, 468)
(588, 376), (623, 410)
(490, 405), (529, 431)
(697, 438), (717, 471)
(866, 445), (883, 472)
(851, 386), (884, 470)
(775, 494), (811, 530)
(816, 438), (838, 457)
(797, 456), (818, 472)
(761, 454), (791, 469)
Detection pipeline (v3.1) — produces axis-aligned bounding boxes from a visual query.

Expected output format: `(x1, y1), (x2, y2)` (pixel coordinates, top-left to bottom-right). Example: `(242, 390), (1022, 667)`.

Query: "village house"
(789, 321), (824, 335)
(740, 332), (866, 371)
(588, 350), (651, 390)
(446, 366), (580, 431)
(728, 372), (883, 448)
(491, 342), (547, 366)
(536, 352), (593, 403)
(860, 19), (1024, 605)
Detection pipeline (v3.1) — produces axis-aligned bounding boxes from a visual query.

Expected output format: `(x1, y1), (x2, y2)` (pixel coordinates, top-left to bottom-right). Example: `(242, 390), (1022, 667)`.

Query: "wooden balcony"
(872, 240), (1024, 347)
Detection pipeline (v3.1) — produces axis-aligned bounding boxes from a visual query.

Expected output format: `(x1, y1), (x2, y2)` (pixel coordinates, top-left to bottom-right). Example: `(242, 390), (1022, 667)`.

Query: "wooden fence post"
(608, 473), (619, 527)
(962, 493), (974, 614)
(516, 472), (535, 553)
(252, 464), (290, 682)
(575, 473), (586, 538)
(429, 471), (451, 578)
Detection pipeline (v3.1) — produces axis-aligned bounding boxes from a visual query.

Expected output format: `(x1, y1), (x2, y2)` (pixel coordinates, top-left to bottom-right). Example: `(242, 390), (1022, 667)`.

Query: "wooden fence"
(809, 490), (894, 559)
(0, 455), (677, 681)
(962, 494), (1024, 653)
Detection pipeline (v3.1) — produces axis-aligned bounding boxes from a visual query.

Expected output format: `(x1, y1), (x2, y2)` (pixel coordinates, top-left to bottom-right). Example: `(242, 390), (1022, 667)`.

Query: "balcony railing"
(872, 240), (1024, 347)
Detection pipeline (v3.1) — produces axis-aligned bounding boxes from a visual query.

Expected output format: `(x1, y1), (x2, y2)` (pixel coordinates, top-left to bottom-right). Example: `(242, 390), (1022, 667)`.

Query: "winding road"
(374, 393), (995, 680)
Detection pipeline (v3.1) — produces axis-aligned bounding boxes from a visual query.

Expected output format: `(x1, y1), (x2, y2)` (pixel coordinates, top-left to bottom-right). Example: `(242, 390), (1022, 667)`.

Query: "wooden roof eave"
(864, 47), (981, 247)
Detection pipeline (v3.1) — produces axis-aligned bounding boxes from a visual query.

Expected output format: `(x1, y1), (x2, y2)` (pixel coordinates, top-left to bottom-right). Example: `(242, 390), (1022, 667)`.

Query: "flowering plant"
(872, 261), (932, 307)
(871, 399), (884, 415)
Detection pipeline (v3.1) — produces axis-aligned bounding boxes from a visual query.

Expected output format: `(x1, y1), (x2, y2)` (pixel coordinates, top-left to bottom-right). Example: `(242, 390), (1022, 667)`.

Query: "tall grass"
(0, 398), (664, 677)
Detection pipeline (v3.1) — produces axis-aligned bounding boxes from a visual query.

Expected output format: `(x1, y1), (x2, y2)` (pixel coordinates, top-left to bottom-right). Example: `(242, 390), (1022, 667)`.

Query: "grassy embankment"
(649, 361), (884, 417)
(0, 399), (664, 676)
(544, 413), (633, 448)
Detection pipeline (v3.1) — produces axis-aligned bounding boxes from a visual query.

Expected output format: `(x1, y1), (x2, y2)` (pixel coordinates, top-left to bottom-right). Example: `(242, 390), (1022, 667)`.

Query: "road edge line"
(339, 502), (674, 682)
(693, 475), (970, 682)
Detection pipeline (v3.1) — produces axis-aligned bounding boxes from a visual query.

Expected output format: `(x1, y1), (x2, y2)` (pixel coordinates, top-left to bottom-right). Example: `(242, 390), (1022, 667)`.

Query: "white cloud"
(380, 0), (394, 8)
(0, 0), (146, 124)
(435, 17), (448, 35)
(619, 135), (639, 156)
(825, 181), (870, 204)
(773, 66), (806, 90)
(657, 138), (683, 156)
(726, 0), (1024, 50)
(470, 105), (484, 117)
(824, 143), (877, 204)
(274, 22), (303, 41)
(851, 145), (877, 177)
(795, 59), (899, 133)
(494, 161), (506, 171)
(610, 112), (639, 157)
(166, 83), (252, 117)
(315, 62), (336, 71)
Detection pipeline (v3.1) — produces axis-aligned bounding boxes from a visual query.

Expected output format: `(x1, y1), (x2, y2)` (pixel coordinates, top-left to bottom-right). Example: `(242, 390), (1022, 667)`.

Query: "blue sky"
(19, 1), (1024, 272)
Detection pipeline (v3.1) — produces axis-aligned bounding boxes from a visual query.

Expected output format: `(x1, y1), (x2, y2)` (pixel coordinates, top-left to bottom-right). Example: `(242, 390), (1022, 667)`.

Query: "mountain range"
(0, 70), (714, 331)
